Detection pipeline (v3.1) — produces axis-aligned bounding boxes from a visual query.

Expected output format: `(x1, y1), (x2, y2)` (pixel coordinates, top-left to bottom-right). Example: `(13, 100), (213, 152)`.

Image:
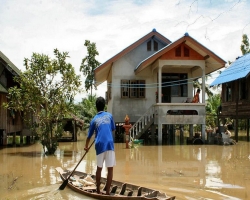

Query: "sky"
(1, 0), (250, 102)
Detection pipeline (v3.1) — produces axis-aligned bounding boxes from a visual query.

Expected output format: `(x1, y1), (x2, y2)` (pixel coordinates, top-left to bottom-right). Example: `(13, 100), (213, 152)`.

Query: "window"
(130, 80), (137, 98)
(175, 46), (181, 57)
(154, 41), (158, 51)
(184, 47), (189, 57)
(121, 80), (129, 98)
(121, 80), (145, 98)
(226, 83), (232, 102)
(138, 80), (145, 98)
(147, 41), (151, 51)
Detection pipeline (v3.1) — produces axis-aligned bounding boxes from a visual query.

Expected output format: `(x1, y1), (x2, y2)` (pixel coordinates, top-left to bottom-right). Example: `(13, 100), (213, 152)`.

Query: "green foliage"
(193, 74), (213, 98)
(80, 40), (101, 96)
(4, 49), (81, 155)
(205, 93), (221, 128)
(241, 34), (250, 55)
(76, 95), (98, 130)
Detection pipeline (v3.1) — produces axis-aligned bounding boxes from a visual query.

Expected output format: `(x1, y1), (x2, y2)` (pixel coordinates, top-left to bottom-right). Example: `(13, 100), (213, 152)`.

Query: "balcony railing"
(129, 103), (206, 139)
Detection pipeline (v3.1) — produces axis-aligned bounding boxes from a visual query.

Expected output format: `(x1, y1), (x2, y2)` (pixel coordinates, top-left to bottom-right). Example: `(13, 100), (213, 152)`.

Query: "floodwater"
(1, 134), (250, 200)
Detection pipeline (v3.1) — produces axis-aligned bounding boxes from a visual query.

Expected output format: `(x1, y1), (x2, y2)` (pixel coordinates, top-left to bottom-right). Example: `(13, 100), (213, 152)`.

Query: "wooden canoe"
(56, 167), (175, 200)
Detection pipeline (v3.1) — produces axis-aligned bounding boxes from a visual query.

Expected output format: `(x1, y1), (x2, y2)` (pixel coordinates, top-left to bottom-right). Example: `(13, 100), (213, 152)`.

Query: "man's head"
(96, 96), (105, 112)
(197, 88), (200, 93)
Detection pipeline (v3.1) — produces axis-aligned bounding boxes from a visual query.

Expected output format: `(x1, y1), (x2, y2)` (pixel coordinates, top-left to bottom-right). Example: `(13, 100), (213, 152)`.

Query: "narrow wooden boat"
(56, 167), (175, 200)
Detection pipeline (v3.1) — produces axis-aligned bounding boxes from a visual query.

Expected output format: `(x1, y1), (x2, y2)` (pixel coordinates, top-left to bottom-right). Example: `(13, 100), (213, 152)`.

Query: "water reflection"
(0, 135), (250, 199)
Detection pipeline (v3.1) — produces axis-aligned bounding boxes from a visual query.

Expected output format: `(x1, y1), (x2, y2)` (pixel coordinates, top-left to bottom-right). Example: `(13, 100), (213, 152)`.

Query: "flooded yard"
(1, 134), (250, 200)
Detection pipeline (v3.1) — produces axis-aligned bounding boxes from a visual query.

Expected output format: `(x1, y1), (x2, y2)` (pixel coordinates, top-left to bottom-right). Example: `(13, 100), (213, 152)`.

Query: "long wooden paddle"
(59, 139), (95, 190)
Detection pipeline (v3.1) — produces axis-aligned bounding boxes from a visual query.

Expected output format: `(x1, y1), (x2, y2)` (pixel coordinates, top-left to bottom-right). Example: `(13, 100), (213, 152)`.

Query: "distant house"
(94, 29), (226, 144)
(210, 53), (250, 141)
(0, 51), (23, 146)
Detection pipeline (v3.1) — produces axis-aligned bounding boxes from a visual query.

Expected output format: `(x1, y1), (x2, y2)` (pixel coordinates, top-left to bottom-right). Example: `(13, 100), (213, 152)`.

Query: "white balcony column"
(158, 66), (162, 103)
(201, 64), (206, 140)
(202, 67), (205, 103)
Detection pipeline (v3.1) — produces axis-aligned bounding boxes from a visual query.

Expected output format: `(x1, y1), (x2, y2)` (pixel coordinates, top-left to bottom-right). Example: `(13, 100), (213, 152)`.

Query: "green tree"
(76, 95), (97, 131)
(193, 74), (213, 98)
(80, 40), (101, 97)
(205, 93), (221, 128)
(241, 34), (250, 55)
(3, 49), (81, 155)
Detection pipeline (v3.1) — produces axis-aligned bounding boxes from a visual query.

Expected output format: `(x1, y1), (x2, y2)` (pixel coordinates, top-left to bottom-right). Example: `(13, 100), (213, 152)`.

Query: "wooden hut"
(210, 53), (250, 142)
(0, 51), (26, 146)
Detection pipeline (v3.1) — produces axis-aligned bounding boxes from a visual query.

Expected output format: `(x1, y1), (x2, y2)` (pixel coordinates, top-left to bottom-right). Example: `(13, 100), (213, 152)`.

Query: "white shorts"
(97, 150), (116, 168)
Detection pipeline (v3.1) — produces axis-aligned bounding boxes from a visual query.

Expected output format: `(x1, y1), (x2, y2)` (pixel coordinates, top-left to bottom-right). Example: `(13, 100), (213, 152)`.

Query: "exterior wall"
(0, 94), (7, 130)
(161, 44), (204, 60)
(221, 78), (250, 118)
(109, 39), (165, 122)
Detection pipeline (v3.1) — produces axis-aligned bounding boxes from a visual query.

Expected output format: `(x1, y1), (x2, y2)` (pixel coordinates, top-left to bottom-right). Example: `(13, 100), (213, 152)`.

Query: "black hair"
(197, 88), (200, 93)
(96, 96), (105, 112)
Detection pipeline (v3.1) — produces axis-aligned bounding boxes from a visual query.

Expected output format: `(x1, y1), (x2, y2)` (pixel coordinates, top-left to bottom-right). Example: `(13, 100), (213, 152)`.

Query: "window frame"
(175, 46), (181, 57)
(184, 47), (189, 57)
(121, 80), (129, 98)
(121, 79), (145, 99)
(154, 41), (158, 51)
(225, 82), (232, 102)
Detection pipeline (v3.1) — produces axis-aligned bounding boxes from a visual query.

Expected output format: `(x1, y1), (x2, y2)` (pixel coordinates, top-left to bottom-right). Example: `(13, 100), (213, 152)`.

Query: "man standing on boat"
(84, 96), (116, 195)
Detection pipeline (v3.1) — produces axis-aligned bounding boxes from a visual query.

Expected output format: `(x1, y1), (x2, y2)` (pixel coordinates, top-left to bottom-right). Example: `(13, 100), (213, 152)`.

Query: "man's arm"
(84, 137), (91, 151)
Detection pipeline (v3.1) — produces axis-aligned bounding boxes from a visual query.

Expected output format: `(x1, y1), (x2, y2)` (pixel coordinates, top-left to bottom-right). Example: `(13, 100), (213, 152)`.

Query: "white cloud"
(1, 0), (249, 100)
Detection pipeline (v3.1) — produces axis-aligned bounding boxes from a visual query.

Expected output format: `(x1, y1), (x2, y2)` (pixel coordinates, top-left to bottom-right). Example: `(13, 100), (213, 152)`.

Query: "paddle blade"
(59, 179), (68, 190)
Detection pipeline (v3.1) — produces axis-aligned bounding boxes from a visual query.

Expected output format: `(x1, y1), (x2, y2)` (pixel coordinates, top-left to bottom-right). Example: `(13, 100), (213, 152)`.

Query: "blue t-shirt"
(87, 111), (116, 155)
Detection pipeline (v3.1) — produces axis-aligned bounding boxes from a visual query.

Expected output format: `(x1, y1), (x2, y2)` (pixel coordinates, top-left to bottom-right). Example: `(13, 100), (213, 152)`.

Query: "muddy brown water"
(1, 134), (250, 200)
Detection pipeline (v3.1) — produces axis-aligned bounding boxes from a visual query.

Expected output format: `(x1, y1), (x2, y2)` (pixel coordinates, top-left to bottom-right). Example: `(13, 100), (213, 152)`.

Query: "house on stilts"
(210, 52), (250, 142)
(0, 51), (28, 146)
(94, 29), (226, 145)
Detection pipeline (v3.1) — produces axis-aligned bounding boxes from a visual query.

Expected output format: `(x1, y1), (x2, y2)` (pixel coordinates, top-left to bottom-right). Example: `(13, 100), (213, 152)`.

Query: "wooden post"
(235, 98), (239, 142)
(247, 119), (249, 142)
(123, 115), (132, 149)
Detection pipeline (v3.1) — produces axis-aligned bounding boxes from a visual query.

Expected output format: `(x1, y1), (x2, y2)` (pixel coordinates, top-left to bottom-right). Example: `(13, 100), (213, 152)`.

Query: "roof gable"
(94, 29), (171, 85)
(160, 43), (204, 60)
(135, 33), (226, 74)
